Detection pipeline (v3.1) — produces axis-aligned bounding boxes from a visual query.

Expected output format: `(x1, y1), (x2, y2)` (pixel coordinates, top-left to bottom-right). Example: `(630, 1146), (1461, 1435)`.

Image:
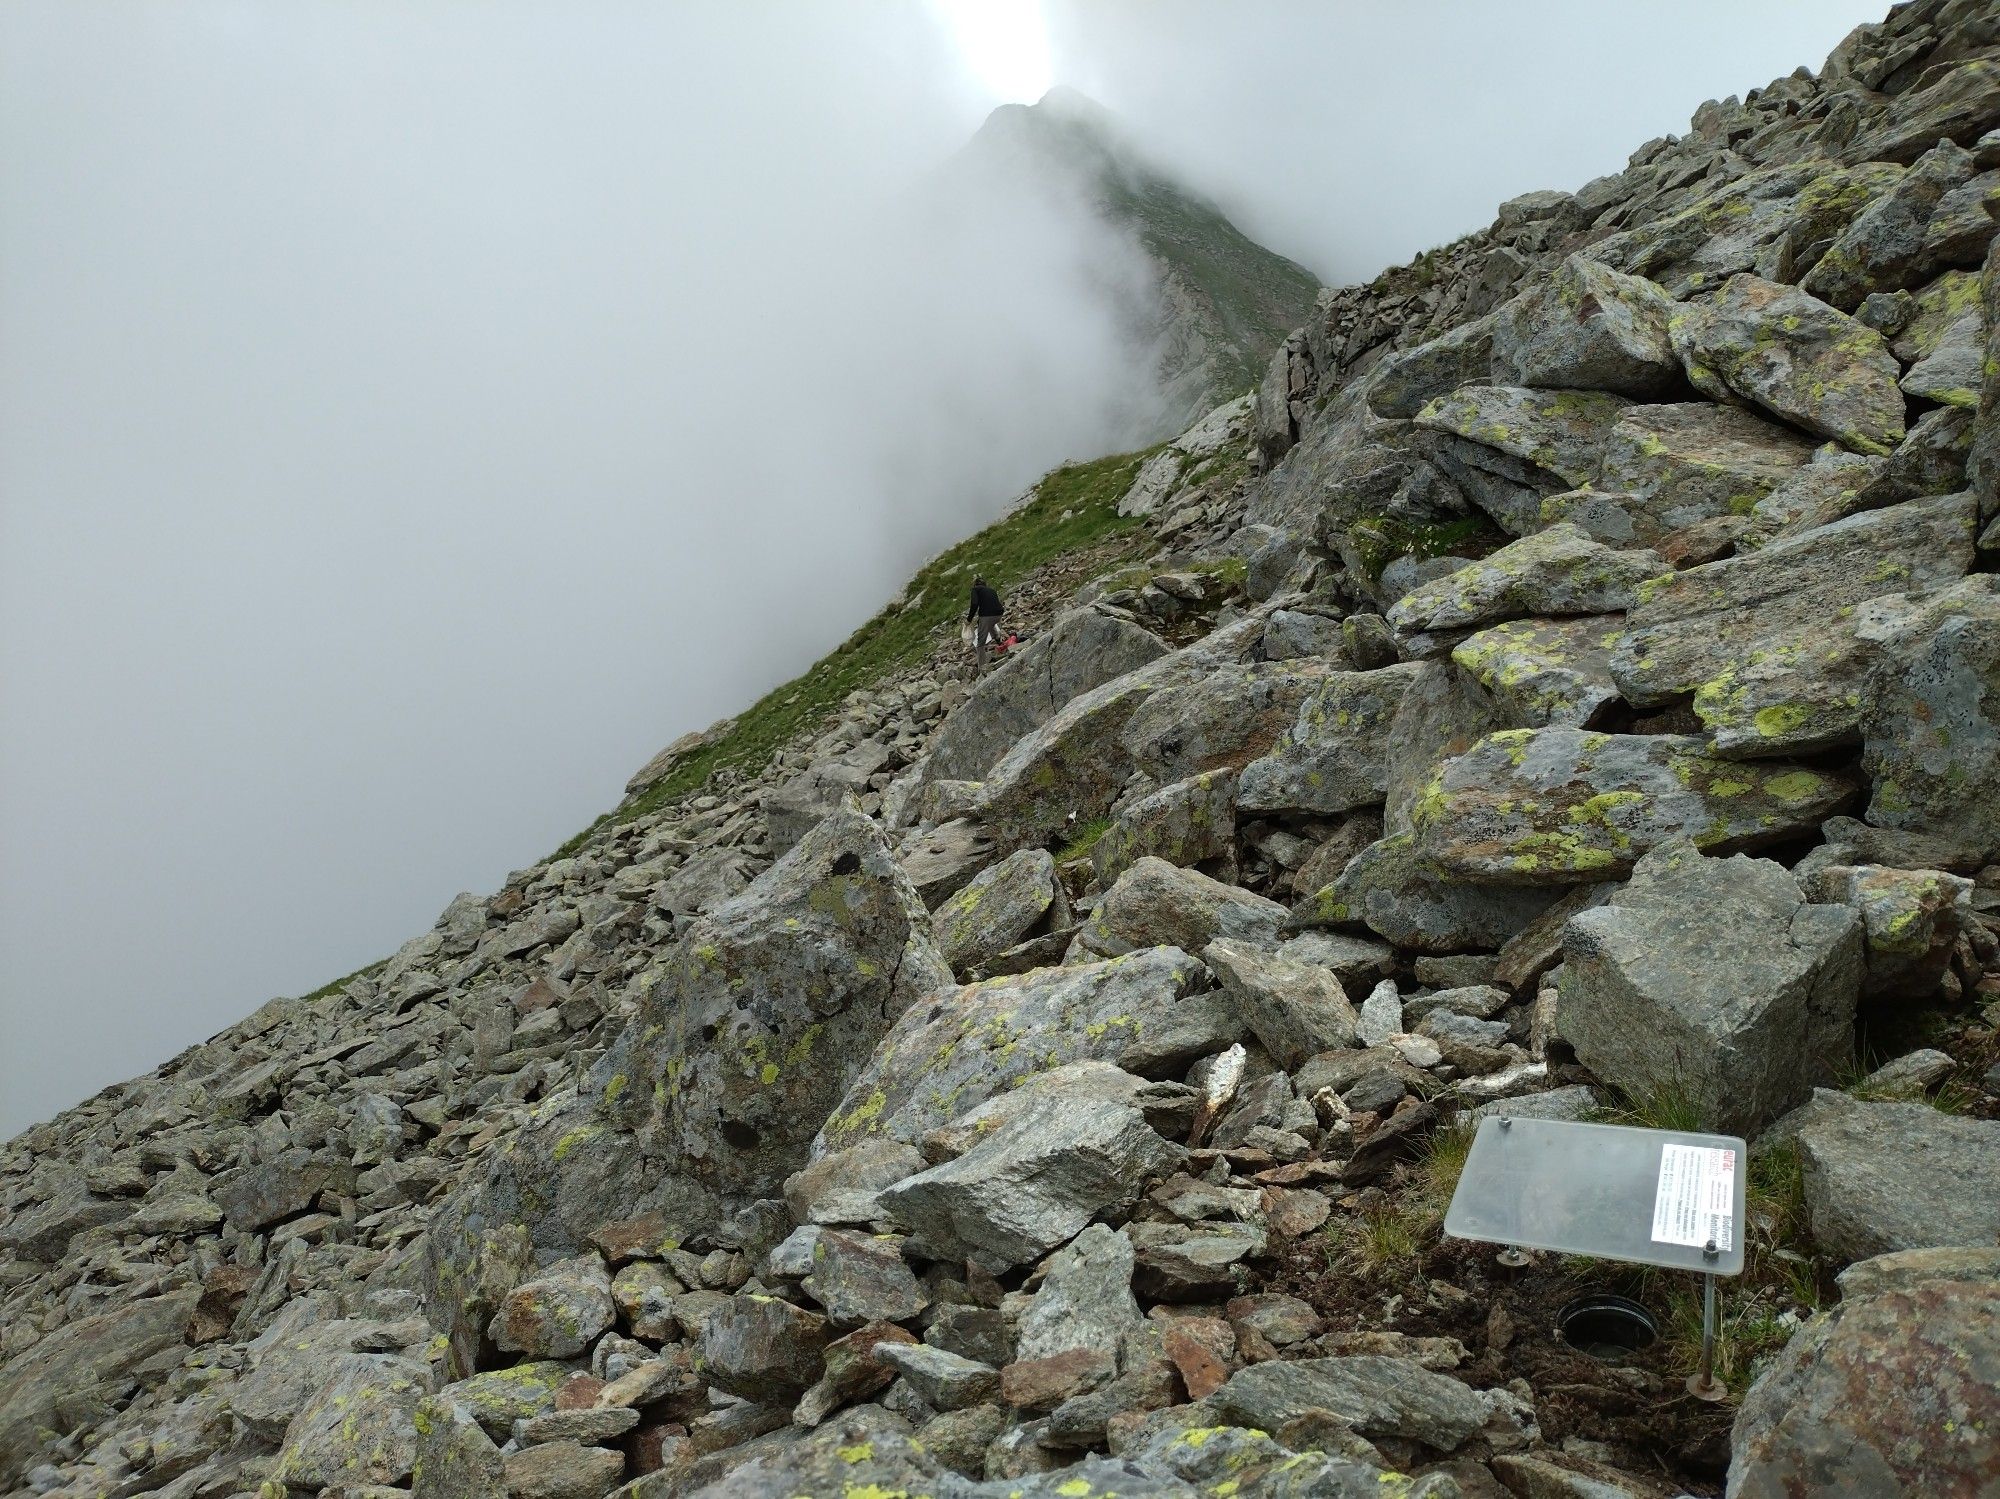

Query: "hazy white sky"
(1, 1), (1878, 1134)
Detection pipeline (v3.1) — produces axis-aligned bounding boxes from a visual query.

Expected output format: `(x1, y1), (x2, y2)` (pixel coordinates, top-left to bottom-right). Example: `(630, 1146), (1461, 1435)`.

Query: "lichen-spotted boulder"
(1306, 832), (1557, 955)
(1797, 863), (1974, 1000)
(1122, 660), (1330, 783)
(1612, 492), (1977, 755)
(1451, 614), (1624, 728)
(1796, 1092), (2000, 1264)
(1236, 663), (1426, 816)
(1585, 401), (1818, 547)
(1857, 574), (2000, 854)
(270, 1352), (433, 1491)
(1729, 1247), (2000, 1499)
(1407, 728), (1854, 883)
(813, 946), (1222, 1155)
(1073, 857), (1288, 960)
(930, 847), (1061, 975)
(1092, 769), (1237, 888)
(1385, 523), (1662, 637)
(1669, 273), (1907, 454)
(1490, 254), (1682, 397)
(1413, 385), (1631, 488)
(1561, 840), (1860, 1136)
(1800, 138), (1978, 309)
(640, 806), (952, 1203)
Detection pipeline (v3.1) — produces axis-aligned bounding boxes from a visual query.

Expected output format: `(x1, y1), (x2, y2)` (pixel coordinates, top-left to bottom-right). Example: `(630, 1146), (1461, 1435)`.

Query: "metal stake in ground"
(1687, 1240), (1727, 1402)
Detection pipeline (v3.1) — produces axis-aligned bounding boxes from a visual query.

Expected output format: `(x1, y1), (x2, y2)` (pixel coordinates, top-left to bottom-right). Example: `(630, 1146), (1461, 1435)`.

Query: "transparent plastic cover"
(1444, 1115), (1746, 1276)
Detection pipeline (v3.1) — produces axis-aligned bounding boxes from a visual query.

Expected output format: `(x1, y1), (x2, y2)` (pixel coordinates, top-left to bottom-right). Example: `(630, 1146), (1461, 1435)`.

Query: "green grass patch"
(1347, 513), (1501, 581)
(559, 449), (1156, 857)
(1057, 816), (1114, 864)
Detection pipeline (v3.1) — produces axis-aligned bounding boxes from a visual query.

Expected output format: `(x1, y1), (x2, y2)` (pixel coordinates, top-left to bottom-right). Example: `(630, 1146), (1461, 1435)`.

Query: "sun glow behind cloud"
(927, 0), (1054, 104)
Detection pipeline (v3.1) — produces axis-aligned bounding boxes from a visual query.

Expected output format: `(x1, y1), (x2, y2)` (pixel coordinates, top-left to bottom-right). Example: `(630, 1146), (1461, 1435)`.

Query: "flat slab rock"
(1407, 727), (1855, 883)
(1795, 1090), (2000, 1265)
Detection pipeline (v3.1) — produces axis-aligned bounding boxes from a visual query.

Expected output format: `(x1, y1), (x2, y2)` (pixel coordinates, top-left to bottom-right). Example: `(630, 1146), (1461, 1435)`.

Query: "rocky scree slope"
(9, 6), (2000, 1497)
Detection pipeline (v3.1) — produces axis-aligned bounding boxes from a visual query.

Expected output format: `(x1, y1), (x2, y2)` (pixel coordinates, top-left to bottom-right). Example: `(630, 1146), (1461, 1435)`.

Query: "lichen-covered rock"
(1612, 492), (1977, 755)
(1900, 306), (1985, 407)
(271, 1352), (432, 1491)
(875, 1342), (1002, 1410)
(1202, 937), (1357, 1070)
(1669, 273), (1907, 454)
(504, 1440), (625, 1499)
(931, 848), (1059, 974)
(1451, 614), (1624, 728)
(1092, 770), (1237, 889)
(1210, 1355), (1491, 1451)
(1379, 661), (1508, 834)
(1729, 1246), (2000, 1499)
(881, 1090), (1182, 1271)
(1074, 857), (1288, 960)
(1413, 385), (1631, 487)
(1260, 607), (1347, 661)
(1797, 863), (1974, 1000)
(1588, 159), (1832, 296)
(1369, 312), (1500, 419)
(488, 1253), (615, 1359)
(1386, 524), (1662, 636)
(1490, 255), (1682, 397)
(1857, 574), (2000, 854)
(1122, 661), (1330, 784)
(432, 1361), (571, 1440)
(638, 806), (951, 1204)
(410, 1392), (506, 1499)
(1308, 832), (1558, 955)
(1407, 728), (1854, 883)
(700, 1293), (831, 1403)
(814, 947), (1221, 1155)
(1796, 1091), (2000, 1264)
(1801, 139), (1978, 309)
(1237, 663), (1426, 815)
(922, 605), (1168, 785)
(1583, 401), (1819, 547)
(801, 1230), (928, 1328)
(1561, 841), (1861, 1135)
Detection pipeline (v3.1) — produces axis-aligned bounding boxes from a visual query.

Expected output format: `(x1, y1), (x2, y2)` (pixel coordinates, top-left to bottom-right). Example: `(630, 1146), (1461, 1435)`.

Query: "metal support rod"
(1686, 1240), (1727, 1401)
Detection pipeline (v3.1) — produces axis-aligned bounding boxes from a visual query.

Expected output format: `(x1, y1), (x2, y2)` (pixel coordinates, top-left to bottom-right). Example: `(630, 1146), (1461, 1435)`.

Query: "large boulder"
(1796, 863), (1974, 1000)
(1856, 575), (2000, 855)
(1669, 274), (1907, 454)
(1385, 524), (1663, 637)
(1578, 401), (1819, 548)
(880, 1089), (1182, 1272)
(1407, 728), (1855, 883)
(1451, 614), (1624, 728)
(1122, 661), (1330, 783)
(270, 1352), (433, 1491)
(1014, 1224), (1144, 1363)
(1489, 255), (1683, 398)
(1092, 770), (1237, 888)
(922, 606), (1169, 785)
(1202, 938), (1357, 1070)
(930, 848), (1061, 974)
(1796, 1092), (2000, 1264)
(1561, 840), (1861, 1135)
(1729, 1247), (2000, 1498)
(813, 947), (1223, 1154)
(1073, 858), (1288, 960)
(1237, 664), (1427, 815)
(1308, 832), (1558, 955)
(1413, 385), (1631, 488)
(637, 807), (952, 1204)
(1801, 139), (1979, 309)
(1611, 493), (1977, 756)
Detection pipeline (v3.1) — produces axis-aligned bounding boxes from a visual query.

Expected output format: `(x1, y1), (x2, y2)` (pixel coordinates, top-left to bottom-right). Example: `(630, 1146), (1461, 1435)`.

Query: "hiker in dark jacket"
(967, 577), (1004, 671)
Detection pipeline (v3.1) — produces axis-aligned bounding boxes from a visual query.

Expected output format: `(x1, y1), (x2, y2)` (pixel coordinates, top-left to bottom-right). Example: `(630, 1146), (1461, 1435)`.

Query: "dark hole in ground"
(1557, 1293), (1660, 1358)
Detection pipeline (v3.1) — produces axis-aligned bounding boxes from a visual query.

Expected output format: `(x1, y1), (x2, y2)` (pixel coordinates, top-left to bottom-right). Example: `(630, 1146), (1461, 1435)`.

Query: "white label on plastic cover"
(1650, 1142), (1735, 1251)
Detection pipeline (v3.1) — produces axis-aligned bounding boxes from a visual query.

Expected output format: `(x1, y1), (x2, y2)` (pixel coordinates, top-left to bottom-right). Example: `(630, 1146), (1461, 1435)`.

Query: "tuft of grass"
(295, 958), (388, 1007)
(1347, 513), (1501, 581)
(1608, 1081), (1711, 1135)
(1412, 1122), (1476, 1219)
(1057, 816), (1114, 864)
(555, 449), (1157, 857)
(1331, 1202), (1424, 1279)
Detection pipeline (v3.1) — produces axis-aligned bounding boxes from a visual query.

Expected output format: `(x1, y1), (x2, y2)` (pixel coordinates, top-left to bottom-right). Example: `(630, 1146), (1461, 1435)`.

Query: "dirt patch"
(1268, 1232), (1736, 1495)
